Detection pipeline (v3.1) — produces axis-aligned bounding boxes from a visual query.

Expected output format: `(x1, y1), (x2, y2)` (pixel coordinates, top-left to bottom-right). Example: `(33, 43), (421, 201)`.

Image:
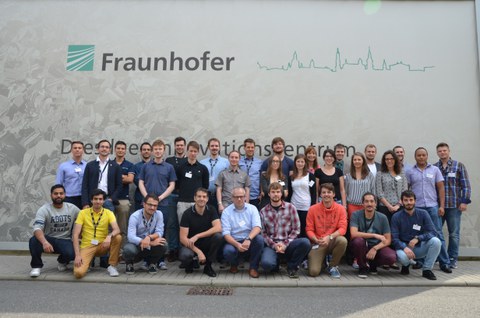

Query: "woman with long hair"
(259, 154), (288, 209)
(344, 152), (375, 220)
(314, 149), (346, 207)
(375, 150), (408, 224)
(305, 146), (320, 174)
(287, 154), (316, 238)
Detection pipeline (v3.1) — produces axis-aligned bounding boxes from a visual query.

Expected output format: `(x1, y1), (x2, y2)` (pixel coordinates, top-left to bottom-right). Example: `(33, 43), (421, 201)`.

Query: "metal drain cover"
(187, 286), (234, 296)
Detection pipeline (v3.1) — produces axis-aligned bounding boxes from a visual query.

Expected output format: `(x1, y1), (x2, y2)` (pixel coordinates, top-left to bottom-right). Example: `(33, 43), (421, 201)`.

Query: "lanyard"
(244, 158), (253, 174)
(209, 158), (218, 177)
(142, 211), (155, 235)
(90, 208), (104, 239)
(363, 212), (376, 233)
(98, 160), (109, 185)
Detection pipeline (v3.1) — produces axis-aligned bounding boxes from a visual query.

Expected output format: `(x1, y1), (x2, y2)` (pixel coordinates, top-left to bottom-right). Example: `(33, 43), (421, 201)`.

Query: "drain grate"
(187, 286), (234, 296)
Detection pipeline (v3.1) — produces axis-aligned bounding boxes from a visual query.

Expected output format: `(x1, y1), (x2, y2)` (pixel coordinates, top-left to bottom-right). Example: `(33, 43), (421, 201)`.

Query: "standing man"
(179, 188), (223, 277)
(133, 142), (152, 211)
(406, 147), (452, 272)
(56, 141), (86, 209)
(306, 183), (348, 278)
(393, 145), (413, 172)
(261, 137), (294, 176)
(123, 194), (167, 275)
(221, 187), (263, 278)
(29, 184), (80, 277)
(81, 139), (122, 212)
(260, 183), (311, 278)
(350, 192), (397, 278)
(364, 144), (381, 177)
(139, 139), (177, 270)
(239, 138), (263, 208)
(73, 189), (122, 279)
(114, 141), (134, 243)
(200, 137), (229, 208)
(166, 136), (187, 170)
(216, 150), (251, 213)
(334, 143), (350, 174)
(391, 190), (441, 280)
(434, 142), (471, 268)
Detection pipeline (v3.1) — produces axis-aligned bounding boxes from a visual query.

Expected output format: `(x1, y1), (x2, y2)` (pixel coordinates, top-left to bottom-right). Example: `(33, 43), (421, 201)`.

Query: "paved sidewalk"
(1, 254), (479, 287)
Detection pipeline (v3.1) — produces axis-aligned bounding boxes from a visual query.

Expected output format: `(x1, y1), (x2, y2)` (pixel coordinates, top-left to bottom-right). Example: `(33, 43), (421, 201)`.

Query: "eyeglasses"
(233, 195), (245, 199)
(145, 202), (158, 208)
(272, 160), (280, 163)
(385, 158), (395, 161)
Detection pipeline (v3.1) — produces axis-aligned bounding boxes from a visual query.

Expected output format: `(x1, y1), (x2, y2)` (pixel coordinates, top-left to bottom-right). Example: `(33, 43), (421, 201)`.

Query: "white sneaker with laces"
(107, 265), (119, 277)
(158, 261), (168, 270)
(30, 268), (41, 277)
(57, 262), (67, 272)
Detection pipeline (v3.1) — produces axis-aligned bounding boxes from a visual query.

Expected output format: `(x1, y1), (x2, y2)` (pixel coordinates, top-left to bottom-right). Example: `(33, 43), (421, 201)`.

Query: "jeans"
(421, 206), (450, 267)
(223, 235), (263, 270)
(103, 199), (115, 212)
(178, 233), (223, 266)
(29, 236), (75, 268)
(260, 238), (311, 272)
(443, 207), (462, 261)
(164, 194), (179, 251)
(396, 237), (441, 270)
(123, 242), (167, 265)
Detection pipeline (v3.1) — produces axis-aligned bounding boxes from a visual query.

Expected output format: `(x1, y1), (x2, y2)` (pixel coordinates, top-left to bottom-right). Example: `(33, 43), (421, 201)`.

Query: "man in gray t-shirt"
(29, 184), (79, 277)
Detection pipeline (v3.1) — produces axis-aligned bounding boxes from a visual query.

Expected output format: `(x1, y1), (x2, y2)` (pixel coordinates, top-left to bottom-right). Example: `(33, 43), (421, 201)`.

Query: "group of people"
(29, 136), (471, 281)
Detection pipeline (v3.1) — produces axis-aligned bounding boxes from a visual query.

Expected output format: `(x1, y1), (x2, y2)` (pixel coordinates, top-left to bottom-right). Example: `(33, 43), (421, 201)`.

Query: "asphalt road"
(1, 281), (479, 318)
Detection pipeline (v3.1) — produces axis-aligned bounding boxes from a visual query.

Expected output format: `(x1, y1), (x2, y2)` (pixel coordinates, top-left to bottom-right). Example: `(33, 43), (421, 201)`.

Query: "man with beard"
(200, 138), (229, 208)
(393, 145), (413, 173)
(29, 184), (80, 277)
(261, 137), (294, 177)
(364, 144), (381, 177)
(239, 138), (263, 208)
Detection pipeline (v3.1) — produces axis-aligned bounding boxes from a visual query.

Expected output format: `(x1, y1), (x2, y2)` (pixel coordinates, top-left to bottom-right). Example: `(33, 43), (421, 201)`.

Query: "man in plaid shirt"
(434, 142), (472, 269)
(259, 182), (311, 278)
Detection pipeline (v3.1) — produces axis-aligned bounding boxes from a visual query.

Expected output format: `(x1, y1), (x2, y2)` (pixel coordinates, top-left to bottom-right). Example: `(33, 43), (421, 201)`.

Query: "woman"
(375, 150), (408, 224)
(259, 155), (288, 209)
(314, 149), (346, 206)
(287, 154), (316, 238)
(344, 152), (375, 220)
(305, 146), (320, 174)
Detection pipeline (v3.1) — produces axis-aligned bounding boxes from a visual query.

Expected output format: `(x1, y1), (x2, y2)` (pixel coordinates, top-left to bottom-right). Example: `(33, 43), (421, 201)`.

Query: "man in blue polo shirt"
(55, 141), (86, 209)
(239, 138), (263, 208)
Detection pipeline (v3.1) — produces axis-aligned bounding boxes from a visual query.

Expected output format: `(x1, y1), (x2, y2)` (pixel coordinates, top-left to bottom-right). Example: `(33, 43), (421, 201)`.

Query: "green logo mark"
(66, 45), (95, 71)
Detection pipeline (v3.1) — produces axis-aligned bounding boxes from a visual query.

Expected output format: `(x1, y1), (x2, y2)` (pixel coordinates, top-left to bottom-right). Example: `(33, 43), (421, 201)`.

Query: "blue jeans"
(103, 199), (115, 212)
(29, 236), (75, 268)
(421, 206), (450, 267)
(164, 194), (179, 251)
(443, 208), (462, 261)
(260, 238), (311, 271)
(396, 237), (441, 270)
(223, 235), (263, 270)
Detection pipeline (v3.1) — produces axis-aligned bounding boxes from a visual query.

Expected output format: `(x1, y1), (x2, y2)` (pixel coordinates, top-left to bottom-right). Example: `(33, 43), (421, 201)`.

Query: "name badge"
(448, 172), (456, 178)
(395, 175), (402, 181)
(279, 181), (285, 186)
(426, 173), (434, 179)
(185, 172), (192, 178)
(91, 239), (99, 245)
(312, 244), (319, 250)
(238, 220), (246, 227)
(412, 224), (421, 231)
(309, 180), (315, 187)
(74, 167), (82, 173)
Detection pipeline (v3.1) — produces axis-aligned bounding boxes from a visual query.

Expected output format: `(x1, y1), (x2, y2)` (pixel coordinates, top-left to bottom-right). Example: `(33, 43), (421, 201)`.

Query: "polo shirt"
(180, 204), (219, 238)
(139, 160), (177, 206)
(117, 158), (134, 199)
(75, 207), (116, 248)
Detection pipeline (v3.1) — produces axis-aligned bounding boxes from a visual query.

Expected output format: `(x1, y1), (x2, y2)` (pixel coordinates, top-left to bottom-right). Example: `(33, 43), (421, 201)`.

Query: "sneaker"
(369, 267), (378, 275)
(107, 265), (119, 277)
(140, 261), (149, 271)
(450, 260), (458, 269)
(126, 263), (135, 275)
(57, 262), (67, 272)
(358, 268), (368, 279)
(422, 270), (437, 280)
(328, 266), (341, 278)
(288, 269), (299, 279)
(401, 266), (410, 275)
(301, 260), (308, 270)
(30, 268), (41, 277)
(148, 264), (158, 274)
(440, 265), (452, 273)
(390, 263), (400, 270)
(158, 261), (168, 270)
(352, 259), (359, 269)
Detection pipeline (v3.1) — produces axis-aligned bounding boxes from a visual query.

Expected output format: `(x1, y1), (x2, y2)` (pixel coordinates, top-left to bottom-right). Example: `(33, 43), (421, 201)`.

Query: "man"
(334, 143), (350, 174)
(216, 150), (251, 213)
(239, 138), (263, 208)
(29, 184), (80, 277)
(260, 183), (311, 278)
(260, 137), (294, 176)
(139, 139), (177, 270)
(166, 136), (187, 170)
(133, 142), (152, 211)
(123, 194), (167, 275)
(364, 144), (381, 177)
(81, 139), (122, 212)
(406, 147), (452, 272)
(434, 142), (471, 268)
(393, 145), (413, 172)
(391, 190), (441, 280)
(221, 187), (263, 278)
(306, 183), (347, 278)
(200, 137), (229, 208)
(350, 192), (397, 278)
(55, 141), (86, 209)
(73, 189), (122, 278)
(114, 141), (134, 243)
(179, 188), (223, 277)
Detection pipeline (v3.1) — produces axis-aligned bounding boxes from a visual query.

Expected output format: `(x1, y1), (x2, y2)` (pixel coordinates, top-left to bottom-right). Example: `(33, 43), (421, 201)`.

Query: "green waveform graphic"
(257, 47), (435, 72)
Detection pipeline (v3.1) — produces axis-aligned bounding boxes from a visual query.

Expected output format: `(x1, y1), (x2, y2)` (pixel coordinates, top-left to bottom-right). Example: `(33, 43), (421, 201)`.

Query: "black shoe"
(440, 265), (452, 274)
(288, 269), (299, 279)
(358, 269), (368, 279)
(193, 257), (200, 269)
(185, 265), (194, 274)
(369, 267), (378, 275)
(148, 264), (158, 275)
(126, 263), (135, 275)
(412, 262), (423, 270)
(401, 266), (410, 275)
(422, 270), (437, 280)
(203, 264), (217, 277)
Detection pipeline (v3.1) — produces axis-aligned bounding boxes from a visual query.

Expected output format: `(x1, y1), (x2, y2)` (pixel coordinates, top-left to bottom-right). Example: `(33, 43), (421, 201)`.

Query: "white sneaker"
(158, 261), (168, 270)
(57, 262), (67, 272)
(302, 260), (308, 270)
(30, 268), (41, 277)
(107, 265), (119, 277)
(352, 259), (359, 269)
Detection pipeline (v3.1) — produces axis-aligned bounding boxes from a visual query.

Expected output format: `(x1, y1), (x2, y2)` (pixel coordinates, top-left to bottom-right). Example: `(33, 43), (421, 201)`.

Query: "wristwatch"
(245, 237), (251, 241)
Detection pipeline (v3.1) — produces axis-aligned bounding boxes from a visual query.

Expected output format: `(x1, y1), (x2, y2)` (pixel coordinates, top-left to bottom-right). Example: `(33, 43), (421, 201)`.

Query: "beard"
(52, 197), (64, 205)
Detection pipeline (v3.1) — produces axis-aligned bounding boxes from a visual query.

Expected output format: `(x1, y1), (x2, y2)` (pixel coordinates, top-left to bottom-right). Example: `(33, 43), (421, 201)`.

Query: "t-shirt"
(75, 208), (117, 248)
(314, 167), (344, 201)
(33, 203), (80, 239)
(180, 205), (219, 238)
(350, 210), (390, 246)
